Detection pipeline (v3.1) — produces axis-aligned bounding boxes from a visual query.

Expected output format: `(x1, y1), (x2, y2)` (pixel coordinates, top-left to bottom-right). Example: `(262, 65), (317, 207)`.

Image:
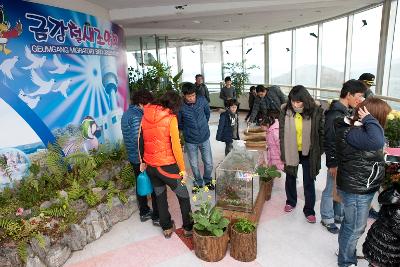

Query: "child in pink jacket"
(260, 116), (284, 170)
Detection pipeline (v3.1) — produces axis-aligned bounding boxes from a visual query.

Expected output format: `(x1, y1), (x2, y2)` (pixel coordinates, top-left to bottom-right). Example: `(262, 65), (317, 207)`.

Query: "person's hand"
(328, 167), (337, 178)
(180, 171), (188, 185)
(358, 106), (370, 120)
(139, 163), (146, 172)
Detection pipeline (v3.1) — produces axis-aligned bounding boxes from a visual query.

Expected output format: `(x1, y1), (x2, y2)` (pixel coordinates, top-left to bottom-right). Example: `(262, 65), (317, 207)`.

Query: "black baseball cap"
(358, 73), (375, 86)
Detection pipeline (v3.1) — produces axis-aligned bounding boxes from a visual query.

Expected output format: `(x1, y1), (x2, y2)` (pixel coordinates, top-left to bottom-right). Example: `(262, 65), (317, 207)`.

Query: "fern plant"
(68, 179), (85, 201)
(84, 191), (101, 207)
(120, 164), (135, 188)
(17, 241), (28, 263)
(0, 155), (13, 183)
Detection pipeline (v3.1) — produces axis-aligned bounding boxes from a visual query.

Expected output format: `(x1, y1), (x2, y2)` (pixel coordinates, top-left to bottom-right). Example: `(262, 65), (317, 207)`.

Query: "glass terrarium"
(215, 141), (260, 212)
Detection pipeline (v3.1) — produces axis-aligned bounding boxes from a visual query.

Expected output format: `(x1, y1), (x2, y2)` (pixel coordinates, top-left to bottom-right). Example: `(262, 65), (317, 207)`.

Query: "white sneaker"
(335, 249), (339, 256)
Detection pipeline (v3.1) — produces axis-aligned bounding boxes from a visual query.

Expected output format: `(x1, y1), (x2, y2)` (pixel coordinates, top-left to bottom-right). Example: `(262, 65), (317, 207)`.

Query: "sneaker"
(192, 186), (203, 194)
(321, 221), (339, 234)
(334, 218), (343, 224)
(335, 249), (339, 256)
(140, 210), (153, 222)
(284, 204), (294, 212)
(368, 208), (379, 220)
(205, 183), (215, 191)
(152, 218), (161, 227)
(306, 215), (316, 223)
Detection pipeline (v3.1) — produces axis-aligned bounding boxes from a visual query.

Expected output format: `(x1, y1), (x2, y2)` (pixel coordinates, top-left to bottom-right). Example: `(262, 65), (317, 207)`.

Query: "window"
(158, 37), (168, 65)
(388, 1), (400, 100)
(321, 17), (347, 88)
(243, 36), (264, 84)
(141, 36), (157, 66)
(350, 5), (383, 92)
(181, 45), (201, 82)
(269, 30), (292, 85)
(222, 39), (242, 77)
(295, 25), (318, 87)
(202, 41), (222, 82)
(167, 47), (179, 76)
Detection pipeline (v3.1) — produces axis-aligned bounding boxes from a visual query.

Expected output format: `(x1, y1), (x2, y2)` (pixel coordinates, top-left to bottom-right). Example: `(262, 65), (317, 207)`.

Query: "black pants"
(285, 153), (316, 216)
(225, 142), (233, 156)
(131, 163), (159, 219)
(146, 164), (193, 231)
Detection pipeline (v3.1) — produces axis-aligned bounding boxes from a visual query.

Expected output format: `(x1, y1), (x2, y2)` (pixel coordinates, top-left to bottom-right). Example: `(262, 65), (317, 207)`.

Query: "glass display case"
(215, 142), (260, 212)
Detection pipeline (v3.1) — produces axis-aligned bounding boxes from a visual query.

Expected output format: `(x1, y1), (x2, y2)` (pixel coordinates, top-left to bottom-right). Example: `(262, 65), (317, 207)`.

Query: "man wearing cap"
(358, 73), (375, 98)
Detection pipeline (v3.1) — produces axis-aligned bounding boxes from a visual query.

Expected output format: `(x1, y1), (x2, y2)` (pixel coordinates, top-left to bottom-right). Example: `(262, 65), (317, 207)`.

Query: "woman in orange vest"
(141, 91), (193, 238)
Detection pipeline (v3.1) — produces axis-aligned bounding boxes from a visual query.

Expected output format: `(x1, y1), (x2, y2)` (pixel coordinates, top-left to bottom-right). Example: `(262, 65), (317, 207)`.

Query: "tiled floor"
(65, 110), (374, 267)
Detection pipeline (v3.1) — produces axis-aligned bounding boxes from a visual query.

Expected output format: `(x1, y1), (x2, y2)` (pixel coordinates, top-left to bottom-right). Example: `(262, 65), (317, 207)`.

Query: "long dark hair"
(285, 85), (315, 119)
(154, 91), (183, 115)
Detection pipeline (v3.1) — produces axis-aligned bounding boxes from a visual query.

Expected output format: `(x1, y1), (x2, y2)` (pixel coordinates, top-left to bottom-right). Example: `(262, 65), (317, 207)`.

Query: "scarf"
(284, 107), (312, 166)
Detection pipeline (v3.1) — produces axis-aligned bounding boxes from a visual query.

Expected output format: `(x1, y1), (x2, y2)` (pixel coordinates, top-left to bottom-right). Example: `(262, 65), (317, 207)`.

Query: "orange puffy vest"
(141, 104), (177, 167)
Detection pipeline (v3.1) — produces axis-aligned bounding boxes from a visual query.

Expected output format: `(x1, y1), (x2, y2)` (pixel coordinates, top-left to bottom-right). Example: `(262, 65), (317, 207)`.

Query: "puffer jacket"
(216, 111), (239, 143)
(178, 96), (210, 144)
(335, 116), (385, 194)
(324, 100), (352, 168)
(142, 104), (176, 167)
(121, 105), (142, 164)
(363, 184), (400, 267)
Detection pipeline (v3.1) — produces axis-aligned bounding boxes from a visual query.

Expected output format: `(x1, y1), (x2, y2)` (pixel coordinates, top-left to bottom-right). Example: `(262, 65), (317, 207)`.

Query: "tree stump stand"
(230, 226), (257, 262)
(193, 229), (229, 262)
(264, 179), (274, 201)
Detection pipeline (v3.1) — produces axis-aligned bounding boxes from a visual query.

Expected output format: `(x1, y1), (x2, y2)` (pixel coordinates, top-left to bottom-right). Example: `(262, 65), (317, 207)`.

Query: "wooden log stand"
(220, 178), (267, 223)
(193, 229), (229, 262)
(230, 226), (257, 262)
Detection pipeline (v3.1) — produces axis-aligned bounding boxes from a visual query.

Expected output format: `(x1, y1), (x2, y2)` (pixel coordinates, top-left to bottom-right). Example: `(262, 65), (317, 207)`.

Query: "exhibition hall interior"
(0, 0), (400, 266)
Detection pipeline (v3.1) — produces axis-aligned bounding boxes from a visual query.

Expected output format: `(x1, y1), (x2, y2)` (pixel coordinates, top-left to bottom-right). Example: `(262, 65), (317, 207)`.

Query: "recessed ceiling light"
(299, 14), (303, 16)
(224, 19), (231, 23)
(193, 20), (201, 24)
(315, 10), (321, 13)
(237, 13), (244, 15)
(288, 20), (293, 23)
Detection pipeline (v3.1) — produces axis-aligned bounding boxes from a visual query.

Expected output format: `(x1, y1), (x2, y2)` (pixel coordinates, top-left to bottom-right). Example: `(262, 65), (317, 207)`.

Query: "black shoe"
(152, 218), (161, 227)
(321, 221), (339, 234)
(205, 183), (215, 191)
(192, 186), (203, 194)
(140, 210), (153, 222)
(368, 208), (379, 220)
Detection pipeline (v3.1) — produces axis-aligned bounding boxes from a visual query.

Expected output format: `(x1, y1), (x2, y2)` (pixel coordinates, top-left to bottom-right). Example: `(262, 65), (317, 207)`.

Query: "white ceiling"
(39, 0), (385, 41)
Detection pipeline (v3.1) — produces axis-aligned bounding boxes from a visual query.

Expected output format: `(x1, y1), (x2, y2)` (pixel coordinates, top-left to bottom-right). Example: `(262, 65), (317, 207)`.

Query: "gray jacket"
(195, 83), (210, 102)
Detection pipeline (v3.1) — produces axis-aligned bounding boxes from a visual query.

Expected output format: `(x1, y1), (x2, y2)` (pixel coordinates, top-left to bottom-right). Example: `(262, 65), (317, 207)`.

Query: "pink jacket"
(266, 119), (284, 170)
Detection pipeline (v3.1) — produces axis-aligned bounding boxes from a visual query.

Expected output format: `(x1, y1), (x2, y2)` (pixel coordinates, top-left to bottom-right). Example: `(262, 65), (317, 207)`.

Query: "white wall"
(26, 0), (110, 21)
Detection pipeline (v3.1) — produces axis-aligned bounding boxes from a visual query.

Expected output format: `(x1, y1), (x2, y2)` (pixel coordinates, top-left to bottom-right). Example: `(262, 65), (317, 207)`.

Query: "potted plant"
(191, 184), (230, 262)
(256, 165), (281, 201)
(230, 218), (257, 262)
(222, 60), (258, 97)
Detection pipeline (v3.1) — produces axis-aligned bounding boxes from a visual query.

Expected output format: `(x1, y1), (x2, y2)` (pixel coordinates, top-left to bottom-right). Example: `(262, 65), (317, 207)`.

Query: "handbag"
(137, 171), (153, 196)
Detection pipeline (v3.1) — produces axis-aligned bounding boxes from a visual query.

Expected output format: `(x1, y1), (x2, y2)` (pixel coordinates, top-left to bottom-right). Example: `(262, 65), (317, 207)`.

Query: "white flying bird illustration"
(19, 89), (41, 109)
(28, 69), (55, 97)
(22, 46), (46, 70)
(49, 55), (69, 74)
(53, 79), (72, 98)
(0, 56), (18, 80)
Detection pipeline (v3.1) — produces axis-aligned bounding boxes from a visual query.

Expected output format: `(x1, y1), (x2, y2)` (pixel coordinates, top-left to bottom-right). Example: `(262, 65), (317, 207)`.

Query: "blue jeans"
(185, 139), (213, 187)
(320, 171), (344, 224)
(338, 190), (375, 267)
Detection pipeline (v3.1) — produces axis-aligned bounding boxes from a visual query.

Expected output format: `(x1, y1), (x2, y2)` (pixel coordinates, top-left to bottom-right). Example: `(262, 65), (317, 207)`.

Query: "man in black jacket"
(194, 74), (210, 103)
(247, 85), (287, 124)
(320, 80), (366, 234)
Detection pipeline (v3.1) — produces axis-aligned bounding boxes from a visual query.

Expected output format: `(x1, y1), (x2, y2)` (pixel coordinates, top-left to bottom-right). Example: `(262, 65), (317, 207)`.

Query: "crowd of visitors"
(121, 72), (398, 267)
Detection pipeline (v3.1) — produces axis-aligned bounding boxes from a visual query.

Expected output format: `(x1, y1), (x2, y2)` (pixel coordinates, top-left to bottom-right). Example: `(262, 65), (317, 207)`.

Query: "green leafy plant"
(256, 165), (281, 182)
(386, 110), (400, 147)
(68, 180), (85, 201)
(128, 60), (183, 97)
(0, 155), (13, 183)
(84, 191), (101, 207)
(120, 164), (136, 189)
(17, 241), (28, 263)
(192, 201), (230, 237)
(222, 60), (258, 97)
(233, 218), (256, 234)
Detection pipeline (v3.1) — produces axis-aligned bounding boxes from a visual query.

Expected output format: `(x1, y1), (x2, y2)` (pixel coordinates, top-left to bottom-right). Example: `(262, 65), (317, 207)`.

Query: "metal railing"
(206, 82), (400, 110)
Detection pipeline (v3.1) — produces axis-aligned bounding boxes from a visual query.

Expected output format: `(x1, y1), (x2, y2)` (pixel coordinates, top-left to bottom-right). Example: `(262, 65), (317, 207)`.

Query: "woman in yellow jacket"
(141, 91), (193, 239)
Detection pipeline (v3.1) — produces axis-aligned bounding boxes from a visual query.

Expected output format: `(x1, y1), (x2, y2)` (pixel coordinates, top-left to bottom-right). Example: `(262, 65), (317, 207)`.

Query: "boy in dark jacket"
(216, 99), (240, 156)
(121, 89), (159, 225)
(219, 76), (237, 107)
(320, 79), (366, 234)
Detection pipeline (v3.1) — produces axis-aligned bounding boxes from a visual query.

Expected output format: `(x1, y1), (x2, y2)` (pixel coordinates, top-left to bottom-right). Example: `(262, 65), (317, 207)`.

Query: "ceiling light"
(224, 19), (231, 23)
(193, 20), (201, 24)
(237, 13), (244, 15)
